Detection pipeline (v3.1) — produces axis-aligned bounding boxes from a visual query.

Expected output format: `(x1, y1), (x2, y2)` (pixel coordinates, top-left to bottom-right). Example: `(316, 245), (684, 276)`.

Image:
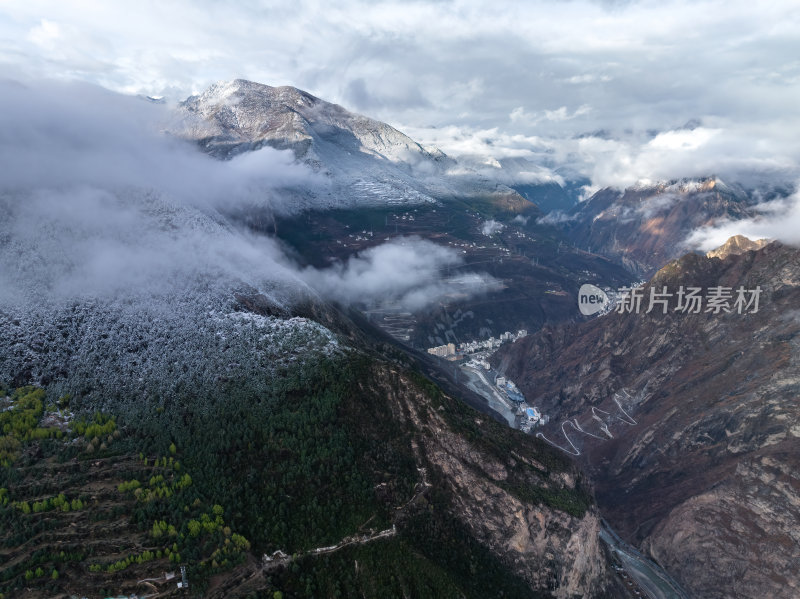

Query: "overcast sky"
(2, 0), (800, 190)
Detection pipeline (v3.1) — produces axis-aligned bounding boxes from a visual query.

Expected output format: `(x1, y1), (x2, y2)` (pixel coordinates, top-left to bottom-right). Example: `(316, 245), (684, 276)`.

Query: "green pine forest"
(1, 352), (587, 598)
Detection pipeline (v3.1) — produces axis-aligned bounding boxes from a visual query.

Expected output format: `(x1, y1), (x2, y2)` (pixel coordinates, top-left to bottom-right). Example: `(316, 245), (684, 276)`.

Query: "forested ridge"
(1, 347), (594, 598)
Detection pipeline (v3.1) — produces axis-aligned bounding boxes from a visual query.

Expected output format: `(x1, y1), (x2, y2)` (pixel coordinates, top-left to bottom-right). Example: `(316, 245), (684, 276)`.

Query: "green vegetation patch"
(0, 386), (62, 466)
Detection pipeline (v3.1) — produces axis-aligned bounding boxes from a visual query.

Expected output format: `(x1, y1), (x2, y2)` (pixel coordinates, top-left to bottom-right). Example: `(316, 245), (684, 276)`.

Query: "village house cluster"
(426, 330), (528, 359)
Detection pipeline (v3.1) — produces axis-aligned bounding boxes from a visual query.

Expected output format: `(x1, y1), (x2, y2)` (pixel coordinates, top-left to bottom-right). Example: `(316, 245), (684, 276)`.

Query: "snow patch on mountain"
(0, 294), (342, 413)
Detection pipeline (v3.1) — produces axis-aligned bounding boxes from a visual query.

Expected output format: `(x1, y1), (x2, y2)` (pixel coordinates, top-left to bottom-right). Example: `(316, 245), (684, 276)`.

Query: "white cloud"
(300, 236), (498, 311)
(565, 73), (612, 84)
(26, 19), (60, 49)
(0, 78), (495, 313)
(401, 124), (554, 161)
(509, 104), (592, 126)
(0, 79), (317, 307)
(647, 128), (719, 151)
(509, 106), (528, 122)
(544, 105), (591, 122)
(481, 220), (505, 236)
(537, 210), (575, 225)
(555, 122), (799, 190)
(686, 190), (800, 250)
(0, 79), (313, 207)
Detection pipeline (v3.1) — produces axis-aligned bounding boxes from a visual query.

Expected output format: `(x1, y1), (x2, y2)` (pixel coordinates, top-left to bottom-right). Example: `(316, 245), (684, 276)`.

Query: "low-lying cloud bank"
(409, 122), (800, 201)
(0, 79), (314, 207)
(0, 78), (495, 313)
(300, 237), (498, 312)
(0, 78), (316, 307)
(686, 190), (800, 250)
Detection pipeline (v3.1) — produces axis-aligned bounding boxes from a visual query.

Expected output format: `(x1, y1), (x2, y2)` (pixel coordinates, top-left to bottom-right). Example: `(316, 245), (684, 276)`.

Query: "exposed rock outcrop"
(706, 234), (771, 260)
(372, 367), (615, 598)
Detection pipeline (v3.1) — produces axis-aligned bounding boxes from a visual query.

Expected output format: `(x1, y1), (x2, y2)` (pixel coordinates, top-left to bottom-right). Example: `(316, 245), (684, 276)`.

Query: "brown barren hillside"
(494, 240), (800, 599)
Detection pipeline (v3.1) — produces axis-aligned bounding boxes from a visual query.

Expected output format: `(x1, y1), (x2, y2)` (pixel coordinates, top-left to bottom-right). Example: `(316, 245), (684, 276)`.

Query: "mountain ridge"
(493, 241), (800, 598)
(175, 79), (533, 214)
(555, 177), (757, 276)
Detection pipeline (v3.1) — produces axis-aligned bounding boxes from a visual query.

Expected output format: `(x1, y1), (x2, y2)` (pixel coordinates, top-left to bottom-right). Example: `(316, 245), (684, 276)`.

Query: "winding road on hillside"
(537, 390), (639, 456)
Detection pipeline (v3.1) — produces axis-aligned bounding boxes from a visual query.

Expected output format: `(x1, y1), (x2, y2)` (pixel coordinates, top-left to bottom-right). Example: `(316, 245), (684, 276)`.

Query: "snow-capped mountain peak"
(180, 78), (440, 165)
(174, 79), (528, 213)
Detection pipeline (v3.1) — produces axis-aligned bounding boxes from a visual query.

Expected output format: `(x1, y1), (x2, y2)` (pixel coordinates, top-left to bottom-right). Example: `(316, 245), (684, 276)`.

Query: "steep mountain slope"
(562, 178), (756, 275)
(177, 79), (530, 213)
(0, 186), (614, 597)
(0, 308), (618, 598)
(0, 78), (624, 598)
(493, 240), (800, 598)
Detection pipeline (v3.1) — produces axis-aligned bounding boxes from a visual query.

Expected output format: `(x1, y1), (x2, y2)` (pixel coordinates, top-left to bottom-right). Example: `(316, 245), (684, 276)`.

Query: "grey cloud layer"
(0, 79), (311, 205)
(2, 1), (799, 257)
(0, 80), (310, 307)
(2, 0), (798, 194)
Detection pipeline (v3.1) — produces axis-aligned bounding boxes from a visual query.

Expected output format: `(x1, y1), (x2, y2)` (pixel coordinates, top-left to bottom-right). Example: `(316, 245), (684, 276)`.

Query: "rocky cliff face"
(493, 241), (800, 598)
(371, 366), (615, 598)
(564, 178), (755, 275)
